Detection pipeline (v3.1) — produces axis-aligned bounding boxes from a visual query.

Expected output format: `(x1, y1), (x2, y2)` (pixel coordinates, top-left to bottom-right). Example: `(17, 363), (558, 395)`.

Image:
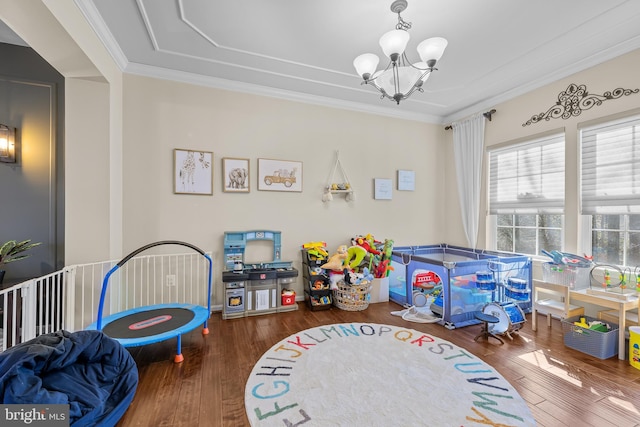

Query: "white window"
(580, 114), (640, 266)
(488, 133), (565, 255)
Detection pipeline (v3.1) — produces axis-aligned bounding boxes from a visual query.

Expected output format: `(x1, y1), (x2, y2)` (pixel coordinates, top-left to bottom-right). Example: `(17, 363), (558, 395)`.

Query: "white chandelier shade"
(379, 30), (410, 59)
(353, 1), (448, 104)
(353, 53), (380, 80)
(417, 37), (448, 64)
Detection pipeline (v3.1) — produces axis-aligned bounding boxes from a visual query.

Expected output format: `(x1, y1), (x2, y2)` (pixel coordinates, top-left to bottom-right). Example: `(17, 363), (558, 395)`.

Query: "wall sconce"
(0, 124), (17, 163)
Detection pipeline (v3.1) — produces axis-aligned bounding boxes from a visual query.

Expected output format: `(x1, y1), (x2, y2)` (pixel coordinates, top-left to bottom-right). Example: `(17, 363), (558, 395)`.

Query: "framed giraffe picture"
(173, 149), (213, 195)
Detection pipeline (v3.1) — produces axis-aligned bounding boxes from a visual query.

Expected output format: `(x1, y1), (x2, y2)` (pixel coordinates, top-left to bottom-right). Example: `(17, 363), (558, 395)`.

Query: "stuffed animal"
(360, 267), (374, 283)
(321, 245), (348, 271)
(345, 245), (367, 270)
(329, 271), (344, 290)
(355, 236), (381, 255)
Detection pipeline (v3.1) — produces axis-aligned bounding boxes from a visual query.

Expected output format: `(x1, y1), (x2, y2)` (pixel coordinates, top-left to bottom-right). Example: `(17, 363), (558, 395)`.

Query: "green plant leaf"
(0, 239), (41, 266)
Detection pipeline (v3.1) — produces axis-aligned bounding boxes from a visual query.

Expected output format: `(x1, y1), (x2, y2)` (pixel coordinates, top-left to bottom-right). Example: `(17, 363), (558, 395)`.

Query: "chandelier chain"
(395, 12), (411, 31)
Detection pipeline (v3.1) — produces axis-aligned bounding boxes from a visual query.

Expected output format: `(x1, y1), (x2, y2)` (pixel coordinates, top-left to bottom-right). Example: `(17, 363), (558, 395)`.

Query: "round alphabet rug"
(245, 323), (535, 426)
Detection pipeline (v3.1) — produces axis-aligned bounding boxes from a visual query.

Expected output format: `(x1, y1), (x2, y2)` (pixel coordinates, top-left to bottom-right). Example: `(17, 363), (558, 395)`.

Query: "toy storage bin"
(305, 289), (332, 311)
(561, 315), (619, 359)
(281, 291), (296, 306)
(333, 280), (371, 311)
(301, 249), (326, 267)
(542, 262), (590, 290)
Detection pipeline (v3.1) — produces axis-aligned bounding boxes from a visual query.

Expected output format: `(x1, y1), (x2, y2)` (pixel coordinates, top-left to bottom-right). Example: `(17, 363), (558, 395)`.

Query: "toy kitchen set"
(221, 230), (299, 319)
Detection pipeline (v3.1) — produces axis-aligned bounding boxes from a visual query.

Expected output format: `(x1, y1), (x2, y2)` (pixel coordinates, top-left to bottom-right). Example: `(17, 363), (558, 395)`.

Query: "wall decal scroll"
(522, 83), (639, 127)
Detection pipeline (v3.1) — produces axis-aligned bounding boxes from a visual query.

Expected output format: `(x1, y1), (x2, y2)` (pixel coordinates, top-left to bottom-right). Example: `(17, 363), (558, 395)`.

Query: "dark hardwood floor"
(117, 302), (640, 426)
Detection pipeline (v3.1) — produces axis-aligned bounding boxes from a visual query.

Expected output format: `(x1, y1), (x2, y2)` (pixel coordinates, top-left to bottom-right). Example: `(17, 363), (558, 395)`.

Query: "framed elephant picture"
(223, 157), (250, 193)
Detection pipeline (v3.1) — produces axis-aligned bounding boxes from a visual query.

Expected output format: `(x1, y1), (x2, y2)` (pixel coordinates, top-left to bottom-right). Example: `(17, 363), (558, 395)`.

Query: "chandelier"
(353, 0), (448, 105)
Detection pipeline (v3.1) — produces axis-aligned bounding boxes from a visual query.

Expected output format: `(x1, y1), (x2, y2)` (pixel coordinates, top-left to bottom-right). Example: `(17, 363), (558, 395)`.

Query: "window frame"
(487, 130), (566, 256)
(579, 112), (640, 268)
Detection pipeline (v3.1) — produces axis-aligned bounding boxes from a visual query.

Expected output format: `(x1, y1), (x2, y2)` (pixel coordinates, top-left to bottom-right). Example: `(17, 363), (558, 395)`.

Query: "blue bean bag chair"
(0, 330), (138, 426)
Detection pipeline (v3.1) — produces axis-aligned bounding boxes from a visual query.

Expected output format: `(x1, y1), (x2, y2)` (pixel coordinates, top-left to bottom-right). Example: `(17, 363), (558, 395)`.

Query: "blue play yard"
(388, 244), (532, 329)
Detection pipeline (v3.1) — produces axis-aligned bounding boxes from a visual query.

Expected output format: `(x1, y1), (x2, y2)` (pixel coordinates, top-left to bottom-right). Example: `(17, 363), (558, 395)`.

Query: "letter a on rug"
(245, 323), (536, 426)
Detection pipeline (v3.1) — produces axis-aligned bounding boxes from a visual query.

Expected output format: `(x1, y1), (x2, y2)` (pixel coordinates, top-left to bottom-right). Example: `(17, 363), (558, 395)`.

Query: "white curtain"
(452, 113), (486, 249)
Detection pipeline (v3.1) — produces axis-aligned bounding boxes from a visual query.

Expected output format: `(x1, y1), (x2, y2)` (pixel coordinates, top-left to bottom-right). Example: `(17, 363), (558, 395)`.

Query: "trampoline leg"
(202, 320), (209, 335)
(174, 335), (184, 363)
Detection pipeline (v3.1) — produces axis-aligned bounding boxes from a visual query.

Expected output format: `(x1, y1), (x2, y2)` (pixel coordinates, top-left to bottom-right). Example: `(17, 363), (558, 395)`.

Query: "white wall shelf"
(322, 151), (355, 202)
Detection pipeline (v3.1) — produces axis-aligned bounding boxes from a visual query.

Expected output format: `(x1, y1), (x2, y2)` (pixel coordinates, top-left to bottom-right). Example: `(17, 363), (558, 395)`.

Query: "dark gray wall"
(0, 42), (64, 282)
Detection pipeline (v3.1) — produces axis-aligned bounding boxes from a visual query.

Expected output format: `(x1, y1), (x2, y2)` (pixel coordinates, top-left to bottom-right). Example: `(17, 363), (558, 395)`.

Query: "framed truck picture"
(257, 158), (302, 192)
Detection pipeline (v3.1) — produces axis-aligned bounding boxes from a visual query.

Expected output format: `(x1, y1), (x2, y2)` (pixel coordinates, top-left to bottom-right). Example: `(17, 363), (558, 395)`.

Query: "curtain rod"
(444, 109), (496, 130)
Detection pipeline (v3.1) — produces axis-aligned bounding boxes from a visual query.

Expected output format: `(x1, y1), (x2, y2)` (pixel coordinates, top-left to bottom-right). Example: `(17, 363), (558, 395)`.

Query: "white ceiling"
(9, 1), (640, 123)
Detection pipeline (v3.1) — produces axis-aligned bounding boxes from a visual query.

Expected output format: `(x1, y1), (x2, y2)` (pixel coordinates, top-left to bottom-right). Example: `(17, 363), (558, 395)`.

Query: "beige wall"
(121, 74), (449, 301)
(65, 78), (111, 264)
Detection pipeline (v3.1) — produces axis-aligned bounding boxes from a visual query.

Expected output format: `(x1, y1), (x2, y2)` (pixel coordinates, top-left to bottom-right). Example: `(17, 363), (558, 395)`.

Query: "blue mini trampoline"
(87, 240), (212, 363)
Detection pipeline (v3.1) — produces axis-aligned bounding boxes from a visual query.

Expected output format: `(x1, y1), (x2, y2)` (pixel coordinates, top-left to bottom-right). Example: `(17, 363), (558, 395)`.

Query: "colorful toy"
(346, 245), (367, 270)
(321, 245), (348, 271)
(328, 271), (344, 290)
(310, 267), (323, 275)
(376, 239), (394, 278)
(312, 279), (327, 290)
(354, 235), (381, 255)
(302, 241), (328, 259)
(589, 321), (609, 332)
(603, 269), (611, 288)
(620, 269), (628, 289)
(574, 317), (589, 328)
(374, 258), (393, 278)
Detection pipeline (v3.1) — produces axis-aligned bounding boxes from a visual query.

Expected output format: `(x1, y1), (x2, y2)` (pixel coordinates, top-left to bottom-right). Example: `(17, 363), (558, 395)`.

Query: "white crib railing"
(0, 250), (212, 352)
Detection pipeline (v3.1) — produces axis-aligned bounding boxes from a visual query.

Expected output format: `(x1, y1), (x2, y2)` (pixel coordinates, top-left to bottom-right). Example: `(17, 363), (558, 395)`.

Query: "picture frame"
(374, 178), (393, 200)
(397, 170), (415, 191)
(223, 157), (250, 193)
(258, 158), (303, 192)
(174, 149), (213, 195)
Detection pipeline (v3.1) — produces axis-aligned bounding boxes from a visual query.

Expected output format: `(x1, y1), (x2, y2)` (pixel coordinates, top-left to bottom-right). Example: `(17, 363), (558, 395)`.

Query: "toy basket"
(333, 280), (371, 311)
(561, 315), (618, 359)
(542, 262), (591, 290)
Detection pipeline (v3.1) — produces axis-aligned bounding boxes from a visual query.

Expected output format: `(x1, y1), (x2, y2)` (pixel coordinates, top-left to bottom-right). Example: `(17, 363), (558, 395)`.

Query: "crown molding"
(124, 62), (442, 124)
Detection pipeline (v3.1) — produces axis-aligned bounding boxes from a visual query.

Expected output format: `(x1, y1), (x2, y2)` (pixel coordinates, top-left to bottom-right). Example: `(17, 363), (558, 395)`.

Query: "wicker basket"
(333, 280), (371, 311)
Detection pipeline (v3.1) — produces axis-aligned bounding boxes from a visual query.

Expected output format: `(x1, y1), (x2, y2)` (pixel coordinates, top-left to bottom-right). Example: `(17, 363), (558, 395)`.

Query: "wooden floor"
(117, 302), (640, 426)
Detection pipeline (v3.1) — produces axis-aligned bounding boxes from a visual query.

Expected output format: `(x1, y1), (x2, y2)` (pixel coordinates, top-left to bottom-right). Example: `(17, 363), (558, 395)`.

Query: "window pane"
(581, 115), (640, 214)
(592, 214), (622, 230)
(489, 134), (564, 214)
(497, 227), (513, 252)
(629, 232), (640, 266)
(514, 228), (536, 254)
(592, 230), (623, 264)
(629, 214), (640, 231)
(538, 214), (562, 228)
(497, 214), (513, 226)
(515, 215), (536, 227)
(539, 228), (562, 252)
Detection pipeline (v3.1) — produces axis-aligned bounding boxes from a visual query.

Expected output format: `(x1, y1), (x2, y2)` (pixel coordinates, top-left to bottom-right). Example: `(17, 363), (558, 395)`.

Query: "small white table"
(531, 279), (584, 331)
